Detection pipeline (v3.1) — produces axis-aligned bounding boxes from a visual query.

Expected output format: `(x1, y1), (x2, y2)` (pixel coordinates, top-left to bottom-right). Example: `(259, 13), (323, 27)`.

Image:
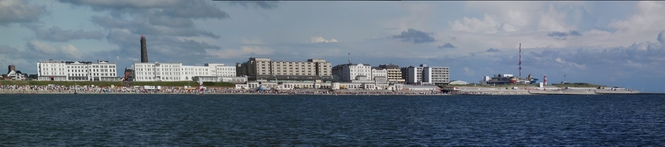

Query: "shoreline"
(0, 89), (644, 96)
(0, 85), (642, 96)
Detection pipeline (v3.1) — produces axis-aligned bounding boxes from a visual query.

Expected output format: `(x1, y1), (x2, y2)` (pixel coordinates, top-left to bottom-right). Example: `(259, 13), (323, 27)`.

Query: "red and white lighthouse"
(544, 74), (548, 85)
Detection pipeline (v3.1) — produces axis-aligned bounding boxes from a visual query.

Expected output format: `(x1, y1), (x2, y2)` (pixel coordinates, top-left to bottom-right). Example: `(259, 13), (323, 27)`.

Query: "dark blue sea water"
(1, 94), (664, 146)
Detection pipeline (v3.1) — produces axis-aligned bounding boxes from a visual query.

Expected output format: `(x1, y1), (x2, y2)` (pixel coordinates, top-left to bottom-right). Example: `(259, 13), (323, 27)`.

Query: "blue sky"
(1, 0), (664, 92)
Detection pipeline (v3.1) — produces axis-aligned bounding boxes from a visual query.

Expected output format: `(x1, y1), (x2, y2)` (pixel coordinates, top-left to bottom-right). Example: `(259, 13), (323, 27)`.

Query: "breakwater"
(452, 86), (639, 95)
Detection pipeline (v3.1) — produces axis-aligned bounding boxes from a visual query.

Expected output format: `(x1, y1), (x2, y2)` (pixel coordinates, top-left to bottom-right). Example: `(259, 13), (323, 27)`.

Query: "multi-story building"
(131, 62), (237, 82)
(237, 57), (333, 82)
(379, 64), (405, 83)
(205, 63), (236, 77)
(332, 63), (373, 82)
(37, 60), (67, 81)
(89, 61), (119, 81)
(401, 64), (450, 85)
(37, 59), (118, 81)
(422, 66), (450, 84)
(132, 62), (181, 81)
(401, 65), (424, 84)
(371, 67), (388, 84)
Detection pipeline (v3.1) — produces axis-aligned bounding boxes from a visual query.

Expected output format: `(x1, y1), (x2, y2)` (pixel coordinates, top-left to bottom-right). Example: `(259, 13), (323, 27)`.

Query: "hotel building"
(401, 64), (450, 85)
(131, 62), (241, 82)
(236, 57), (333, 82)
(379, 64), (405, 83)
(37, 59), (119, 81)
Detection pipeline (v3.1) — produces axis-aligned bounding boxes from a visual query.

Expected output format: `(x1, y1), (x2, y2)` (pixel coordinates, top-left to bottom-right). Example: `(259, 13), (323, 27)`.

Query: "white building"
(132, 62), (237, 82)
(449, 80), (469, 85)
(6, 70), (26, 80)
(89, 61), (119, 81)
(371, 67), (388, 84)
(401, 64), (450, 85)
(332, 63), (374, 82)
(422, 66), (450, 84)
(133, 62), (182, 81)
(205, 63), (236, 77)
(37, 59), (118, 81)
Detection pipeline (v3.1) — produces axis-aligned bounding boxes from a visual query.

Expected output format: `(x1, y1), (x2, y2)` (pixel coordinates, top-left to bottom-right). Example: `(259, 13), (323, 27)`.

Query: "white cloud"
(462, 2), (543, 32)
(449, 14), (500, 34)
(27, 41), (57, 54)
(240, 37), (263, 44)
(537, 5), (573, 32)
(555, 57), (585, 69)
(463, 67), (475, 76)
(0, 0), (45, 25)
(61, 44), (83, 59)
(395, 3), (434, 32)
(608, 1), (665, 33)
(309, 36), (338, 43)
(206, 46), (275, 58)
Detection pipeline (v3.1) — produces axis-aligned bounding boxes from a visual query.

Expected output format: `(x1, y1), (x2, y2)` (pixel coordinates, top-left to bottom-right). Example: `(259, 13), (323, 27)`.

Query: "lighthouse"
(140, 35), (148, 63)
(544, 74), (548, 85)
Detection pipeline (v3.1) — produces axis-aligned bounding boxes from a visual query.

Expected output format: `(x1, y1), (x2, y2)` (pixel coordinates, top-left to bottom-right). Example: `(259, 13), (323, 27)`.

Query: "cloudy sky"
(1, 0), (664, 92)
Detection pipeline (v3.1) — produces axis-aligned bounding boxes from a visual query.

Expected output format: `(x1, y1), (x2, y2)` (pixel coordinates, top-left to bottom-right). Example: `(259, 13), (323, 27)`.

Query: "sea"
(1, 94), (664, 146)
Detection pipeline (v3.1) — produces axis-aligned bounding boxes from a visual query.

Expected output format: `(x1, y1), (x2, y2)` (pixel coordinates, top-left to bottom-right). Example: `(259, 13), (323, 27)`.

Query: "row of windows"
(68, 73), (116, 76)
(39, 63), (65, 67)
(136, 64), (181, 68)
(135, 77), (180, 80)
(136, 72), (219, 75)
(40, 72), (65, 75)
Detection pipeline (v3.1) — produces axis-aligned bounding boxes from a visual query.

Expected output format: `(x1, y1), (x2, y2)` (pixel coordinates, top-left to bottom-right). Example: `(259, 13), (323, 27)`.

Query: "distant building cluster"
(4, 35), (452, 90)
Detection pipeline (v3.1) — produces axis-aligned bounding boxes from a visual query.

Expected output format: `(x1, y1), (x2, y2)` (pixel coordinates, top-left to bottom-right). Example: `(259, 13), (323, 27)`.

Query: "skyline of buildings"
(19, 36), (453, 86)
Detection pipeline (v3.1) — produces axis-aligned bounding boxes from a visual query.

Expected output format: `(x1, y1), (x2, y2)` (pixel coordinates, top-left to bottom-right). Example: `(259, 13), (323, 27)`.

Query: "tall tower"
(519, 43), (522, 78)
(140, 35), (148, 63)
(7, 65), (15, 74)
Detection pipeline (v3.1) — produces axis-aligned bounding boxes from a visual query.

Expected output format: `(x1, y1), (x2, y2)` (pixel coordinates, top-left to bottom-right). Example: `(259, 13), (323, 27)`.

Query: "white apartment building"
(132, 62), (236, 82)
(205, 63), (236, 77)
(422, 66), (450, 84)
(332, 63), (373, 82)
(401, 64), (450, 85)
(37, 59), (118, 81)
(133, 62), (182, 81)
(371, 67), (388, 84)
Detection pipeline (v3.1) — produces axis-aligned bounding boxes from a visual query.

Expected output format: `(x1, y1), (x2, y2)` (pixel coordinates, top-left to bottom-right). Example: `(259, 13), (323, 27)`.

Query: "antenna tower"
(519, 43), (522, 78)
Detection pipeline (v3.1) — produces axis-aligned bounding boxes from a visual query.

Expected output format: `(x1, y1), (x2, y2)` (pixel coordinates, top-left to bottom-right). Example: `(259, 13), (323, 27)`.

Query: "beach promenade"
(0, 85), (447, 95)
(0, 85), (639, 95)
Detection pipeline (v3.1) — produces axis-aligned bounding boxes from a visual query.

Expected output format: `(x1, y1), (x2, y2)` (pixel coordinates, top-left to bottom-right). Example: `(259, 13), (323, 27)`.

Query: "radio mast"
(519, 43), (522, 78)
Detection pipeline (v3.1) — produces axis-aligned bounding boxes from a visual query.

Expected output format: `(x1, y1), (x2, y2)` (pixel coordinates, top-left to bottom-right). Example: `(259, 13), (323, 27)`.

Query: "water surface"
(1, 94), (664, 146)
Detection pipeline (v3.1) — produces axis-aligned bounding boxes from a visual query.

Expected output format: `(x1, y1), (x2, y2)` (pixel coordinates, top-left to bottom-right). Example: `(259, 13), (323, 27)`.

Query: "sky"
(0, 0), (664, 92)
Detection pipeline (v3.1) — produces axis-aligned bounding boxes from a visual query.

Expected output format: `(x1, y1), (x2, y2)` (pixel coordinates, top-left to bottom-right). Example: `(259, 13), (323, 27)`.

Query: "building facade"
(401, 64), (450, 85)
(131, 62), (237, 82)
(379, 64), (405, 84)
(238, 57), (333, 82)
(422, 66), (450, 84)
(37, 59), (118, 81)
(401, 65), (423, 84)
(371, 67), (388, 84)
(332, 63), (373, 82)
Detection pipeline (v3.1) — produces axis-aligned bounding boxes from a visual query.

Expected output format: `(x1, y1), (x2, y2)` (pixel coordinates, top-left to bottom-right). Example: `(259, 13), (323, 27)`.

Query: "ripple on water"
(0, 94), (664, 146)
